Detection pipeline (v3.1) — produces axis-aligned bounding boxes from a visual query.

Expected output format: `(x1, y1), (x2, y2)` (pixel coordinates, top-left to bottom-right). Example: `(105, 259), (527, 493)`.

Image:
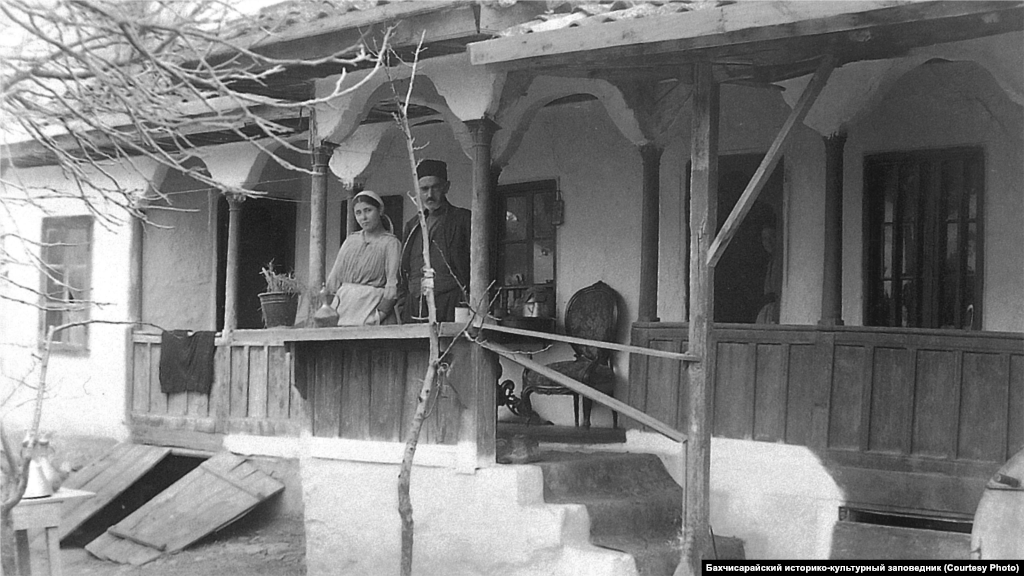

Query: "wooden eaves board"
(59, 442), (172, 541)
(85, 452), (284, 565)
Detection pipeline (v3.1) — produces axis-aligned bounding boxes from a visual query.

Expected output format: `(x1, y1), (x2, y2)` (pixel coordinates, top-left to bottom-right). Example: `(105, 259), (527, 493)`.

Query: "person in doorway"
(326, 190), (401, 326)
(398, 159), (471, 323)
(756, 218), (781, 324)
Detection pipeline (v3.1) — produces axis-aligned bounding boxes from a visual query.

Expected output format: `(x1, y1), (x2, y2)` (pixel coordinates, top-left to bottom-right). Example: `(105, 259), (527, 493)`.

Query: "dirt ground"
(29, 512), (305, 576)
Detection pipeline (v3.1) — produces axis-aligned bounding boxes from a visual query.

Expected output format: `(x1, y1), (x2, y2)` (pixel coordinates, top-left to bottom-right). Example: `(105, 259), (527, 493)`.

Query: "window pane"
(502, 243), (529, 286)
(882, 225), (893, 279)
(504, 196), (530, 242)
(533, 238), (555, 284)
(533, 193), (555, 238)
(944, 159), (963, 221)
(901, 279), (916, 327)
(883, 165), (897, 222)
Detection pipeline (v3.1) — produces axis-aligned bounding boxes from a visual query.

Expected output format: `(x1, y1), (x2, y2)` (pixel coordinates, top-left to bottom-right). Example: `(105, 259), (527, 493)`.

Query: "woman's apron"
(333, 283), (384, 326)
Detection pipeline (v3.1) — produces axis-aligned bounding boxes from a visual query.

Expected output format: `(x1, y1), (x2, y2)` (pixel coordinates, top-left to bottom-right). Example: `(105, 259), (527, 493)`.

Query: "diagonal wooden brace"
(707, 54), (837, 268)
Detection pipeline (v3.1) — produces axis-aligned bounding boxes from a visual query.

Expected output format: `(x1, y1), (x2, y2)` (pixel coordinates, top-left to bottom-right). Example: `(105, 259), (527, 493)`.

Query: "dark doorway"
(714, 154), (784, 323)
(216, 197), (298, 330)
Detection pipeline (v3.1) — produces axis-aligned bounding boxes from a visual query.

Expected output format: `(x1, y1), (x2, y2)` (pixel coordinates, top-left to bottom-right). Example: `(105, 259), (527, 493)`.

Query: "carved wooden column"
(679, 62), (718, 576)
(464, 118), (500, 470)
(223, 193), (245, 334)
(638, 143), (664, 322)
(820, 131), (846, 327)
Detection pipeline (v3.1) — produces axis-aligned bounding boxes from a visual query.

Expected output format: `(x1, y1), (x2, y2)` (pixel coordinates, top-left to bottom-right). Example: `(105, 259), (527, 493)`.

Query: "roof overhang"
(468, 1), (1024, 83)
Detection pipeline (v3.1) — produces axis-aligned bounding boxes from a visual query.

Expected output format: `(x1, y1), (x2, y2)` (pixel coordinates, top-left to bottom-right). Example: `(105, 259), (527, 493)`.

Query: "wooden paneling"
(714, 342), (755, 439)
(753, 343), (786, 442)
(627, 323), (1024, 515)
(868, 348), (915, 454)
(912, 350), (958, 458)
(340, 348), (371, 439)
(646, 339), (684, 431)
(828, 345), (866, 450)
(311, 342), (343, 437)
(958, 352), (1010, 461)
(130, 335), (302, 440)
(369, 349), (405, 441)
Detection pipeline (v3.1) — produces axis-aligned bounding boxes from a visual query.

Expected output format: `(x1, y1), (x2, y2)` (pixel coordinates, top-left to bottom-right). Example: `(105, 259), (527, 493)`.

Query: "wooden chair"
(521, 281), (620, 428)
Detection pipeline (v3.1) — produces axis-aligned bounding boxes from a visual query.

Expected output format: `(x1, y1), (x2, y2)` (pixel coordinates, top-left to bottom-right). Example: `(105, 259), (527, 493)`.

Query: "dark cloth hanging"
(159, 330), (216, 394)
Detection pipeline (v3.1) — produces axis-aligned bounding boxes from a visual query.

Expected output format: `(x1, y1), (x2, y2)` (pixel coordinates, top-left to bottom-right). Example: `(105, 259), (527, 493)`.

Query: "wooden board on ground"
(59, 442), (172, 540)
(85, 452), (284, 565)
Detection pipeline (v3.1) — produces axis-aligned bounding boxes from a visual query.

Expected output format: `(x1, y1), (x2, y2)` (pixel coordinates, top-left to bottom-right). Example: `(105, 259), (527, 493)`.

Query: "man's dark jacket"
(399, 203), (472, 299)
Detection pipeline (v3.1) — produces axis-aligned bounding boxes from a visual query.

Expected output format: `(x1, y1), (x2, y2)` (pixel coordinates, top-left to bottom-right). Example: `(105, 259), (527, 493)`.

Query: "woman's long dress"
(325, 230), (401, 326)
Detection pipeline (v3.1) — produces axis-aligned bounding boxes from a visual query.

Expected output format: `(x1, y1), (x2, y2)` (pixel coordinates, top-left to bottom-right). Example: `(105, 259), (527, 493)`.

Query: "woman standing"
(326, 191), (401, 326)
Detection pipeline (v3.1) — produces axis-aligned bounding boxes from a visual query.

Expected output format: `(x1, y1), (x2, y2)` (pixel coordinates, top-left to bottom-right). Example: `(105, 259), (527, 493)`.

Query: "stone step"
(549, 490), (681, 539)
(535, 452), (679, 500)
(830, 521), (971, 559)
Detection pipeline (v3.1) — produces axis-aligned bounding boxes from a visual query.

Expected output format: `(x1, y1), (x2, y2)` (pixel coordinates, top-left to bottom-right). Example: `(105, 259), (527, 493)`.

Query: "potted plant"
(258, 261), (302, 328)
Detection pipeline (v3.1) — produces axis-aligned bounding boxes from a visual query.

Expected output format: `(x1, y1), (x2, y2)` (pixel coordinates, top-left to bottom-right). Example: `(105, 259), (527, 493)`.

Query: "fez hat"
(416, 159), (448, 181)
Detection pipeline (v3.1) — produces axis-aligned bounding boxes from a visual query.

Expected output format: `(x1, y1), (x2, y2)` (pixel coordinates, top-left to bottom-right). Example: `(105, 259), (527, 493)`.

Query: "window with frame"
(495, 180), (558, 317)
(864, 147), (983, 329)
(39, 216), (92, 351)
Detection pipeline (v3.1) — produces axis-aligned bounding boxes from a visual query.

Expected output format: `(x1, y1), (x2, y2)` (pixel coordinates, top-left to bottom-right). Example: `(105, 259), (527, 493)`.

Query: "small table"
(11, 488), (94, 576)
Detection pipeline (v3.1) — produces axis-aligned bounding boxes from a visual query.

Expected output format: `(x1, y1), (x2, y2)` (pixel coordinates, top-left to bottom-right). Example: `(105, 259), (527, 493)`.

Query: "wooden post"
(638, 143), (664, 322)
(128, 213), (144, 324)
(678, 62), (718, 576)
(464, 118), (500, 470)
(223, 194), (244, 334)
(819, 131), (847, 327)
(309, 144), (334, 315)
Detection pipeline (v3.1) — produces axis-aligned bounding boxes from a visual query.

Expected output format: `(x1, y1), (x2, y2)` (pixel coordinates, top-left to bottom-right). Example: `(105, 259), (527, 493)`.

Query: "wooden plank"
(1009, 355), (1024, 460)
(312, 342), (342, 437)
(646, 340), (683, 434)
(85, 531), (163, 566)
(132, 343), (150, 413)
(868, 348), (914, 454)
(785, 344), (817, 446)
(167, 391), (187, 417)
(713, 342), (755, 439)
(230, 345), (249, 418)
(911, 350), (958, 458)
(288, 348), (305, 423)
(482, 323), (699, 362)
(186, 388), (209, 418)
(59, 443), (172, 540)
(340, 348), (371, 439)
(828, 345), (866, 450)
(430, 344), (462, 446)
(212, 344), (231, 431)
(149, 344), (167, 415)
(247, 345), (269, 419)
(369, 348), (405, 441)
(130, 424), (224, 453)
(752, 343), (785, 442)
(91, 453), (283, 564)
(708, 54), (835, 267)
(958, 352), (1010, 462)
(267, 346), (291, 420)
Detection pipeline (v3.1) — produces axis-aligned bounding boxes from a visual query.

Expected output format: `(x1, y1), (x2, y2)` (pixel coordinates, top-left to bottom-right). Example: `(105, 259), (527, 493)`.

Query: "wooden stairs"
(533, 451), (744, 576)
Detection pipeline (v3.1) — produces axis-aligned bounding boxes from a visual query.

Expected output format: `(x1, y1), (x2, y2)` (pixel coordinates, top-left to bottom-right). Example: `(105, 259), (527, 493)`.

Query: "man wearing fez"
(399, 159), (471, 322)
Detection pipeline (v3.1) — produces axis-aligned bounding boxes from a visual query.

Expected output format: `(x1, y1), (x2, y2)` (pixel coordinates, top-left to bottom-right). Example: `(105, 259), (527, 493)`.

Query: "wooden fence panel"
(229, 346), (249, 418)
(247, 345), (269, 419)
(784, 343), (818, 446)
(646, 339), (684, 431)
(369, 349), (405, 441)
(312, 342), (343, 437)
(714, 342), (755, 439)
(267, 346), (291, 420)
(340, 348), (371, 439)
(149, 344), (167, 415)
(133, 343), (151, 413)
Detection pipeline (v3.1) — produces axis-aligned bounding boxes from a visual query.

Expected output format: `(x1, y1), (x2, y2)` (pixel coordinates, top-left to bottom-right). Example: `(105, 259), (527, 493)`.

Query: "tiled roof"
(227, 0), (420, 39)
(497, 0), (735, 37)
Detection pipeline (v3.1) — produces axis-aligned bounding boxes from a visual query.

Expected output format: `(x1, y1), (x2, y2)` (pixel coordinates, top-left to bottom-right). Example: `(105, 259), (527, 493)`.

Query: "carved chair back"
(564, 281), (620, 365)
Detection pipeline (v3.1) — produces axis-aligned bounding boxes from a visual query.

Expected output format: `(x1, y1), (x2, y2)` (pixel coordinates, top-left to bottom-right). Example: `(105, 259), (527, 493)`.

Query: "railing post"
(679, 61), (719, 576)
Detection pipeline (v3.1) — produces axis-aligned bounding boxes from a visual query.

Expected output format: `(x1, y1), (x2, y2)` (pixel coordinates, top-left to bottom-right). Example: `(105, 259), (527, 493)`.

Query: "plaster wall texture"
(300, 457), (637, 576)
(845, 60), (1024, 332)
(0, 163), (138, 440)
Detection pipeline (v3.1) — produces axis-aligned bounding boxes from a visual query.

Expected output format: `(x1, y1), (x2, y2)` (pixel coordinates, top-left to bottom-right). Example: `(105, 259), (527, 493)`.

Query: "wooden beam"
(678, 61), (719, 576)
(480, 323), (700, 362)
(820, 131), (847, 326)
(469, 2), (1017, 69)
(638, 143), (664, 322)
(475, 339), (687, 443)
(707, 54), (835, 267)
